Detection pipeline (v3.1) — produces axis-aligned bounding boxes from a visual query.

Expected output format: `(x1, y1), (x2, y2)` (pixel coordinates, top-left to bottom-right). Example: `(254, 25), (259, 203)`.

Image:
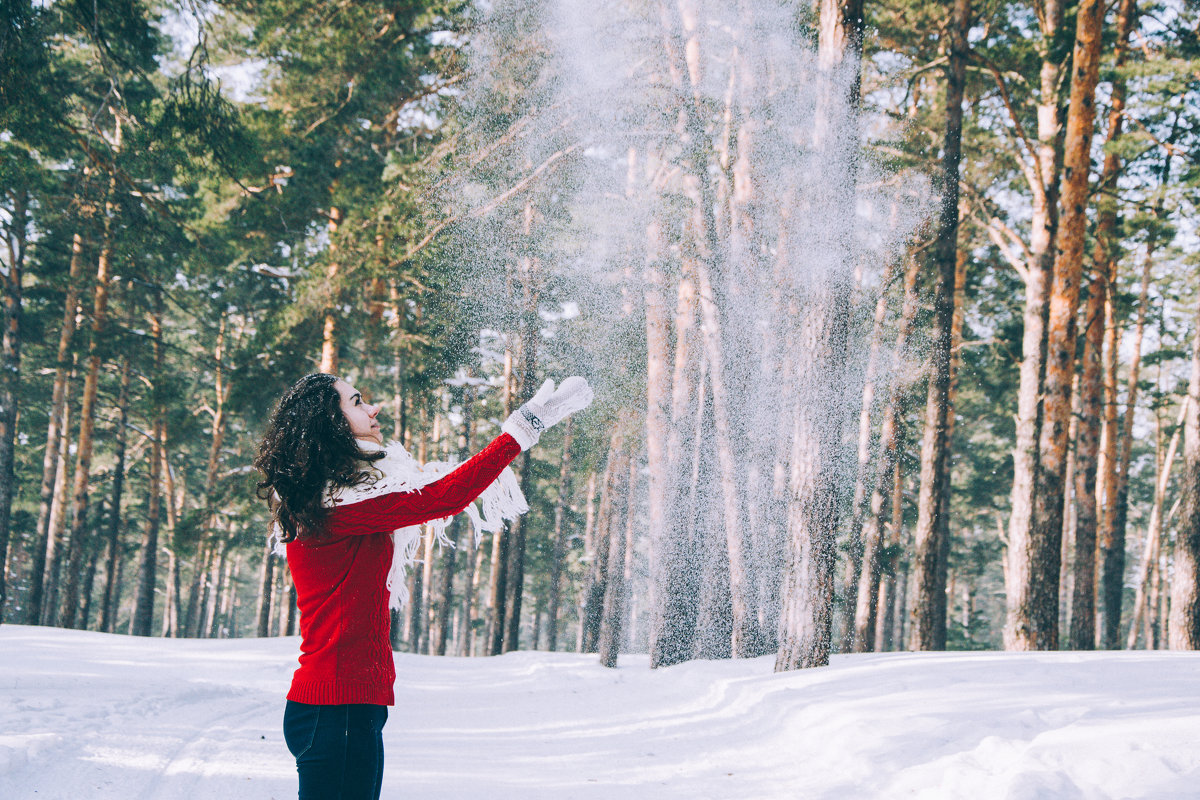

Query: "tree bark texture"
(1080, 0), (1138, 649)
(599, 454), (638, 667)
(1170, 297), (1200, 649)
(1128, 399), (1183, 648)
(132, 300), (166, 637)
(28, 232), (85, 624)
(0, 186), (26, 620)
(1005, 0), (1066, 651)
(546, 418), (573, 652)
(650, 259), (704, 667)
(910, 0), (970, 652)
(62, 156), (119, 630)
(99, 355), (132, 633)
(1021, 0), (1104, 652)
(854, 256), (921, 651)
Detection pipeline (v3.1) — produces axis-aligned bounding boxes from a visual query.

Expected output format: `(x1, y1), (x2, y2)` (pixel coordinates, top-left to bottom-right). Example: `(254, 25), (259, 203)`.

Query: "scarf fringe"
(383, 460), (528, 610)
(289, 441), (529, 611)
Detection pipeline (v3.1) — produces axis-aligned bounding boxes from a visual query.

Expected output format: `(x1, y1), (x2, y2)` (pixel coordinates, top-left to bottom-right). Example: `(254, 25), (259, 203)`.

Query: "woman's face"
(335, 380), (383, 444)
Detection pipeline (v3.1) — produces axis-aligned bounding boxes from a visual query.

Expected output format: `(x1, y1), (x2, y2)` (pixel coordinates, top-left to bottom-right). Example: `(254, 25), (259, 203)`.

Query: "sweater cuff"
(501, 409), (542, 450)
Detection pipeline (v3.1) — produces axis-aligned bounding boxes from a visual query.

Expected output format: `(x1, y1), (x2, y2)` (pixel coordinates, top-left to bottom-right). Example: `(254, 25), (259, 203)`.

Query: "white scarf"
(274, 439), (528, 610)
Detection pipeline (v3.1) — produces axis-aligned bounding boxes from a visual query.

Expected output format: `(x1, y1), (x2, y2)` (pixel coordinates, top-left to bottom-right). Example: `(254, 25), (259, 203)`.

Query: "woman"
(255, 372), (592, 800)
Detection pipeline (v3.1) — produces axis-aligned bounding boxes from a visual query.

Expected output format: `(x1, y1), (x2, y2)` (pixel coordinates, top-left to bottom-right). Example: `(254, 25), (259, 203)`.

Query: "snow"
(2, 625), (1198, 799)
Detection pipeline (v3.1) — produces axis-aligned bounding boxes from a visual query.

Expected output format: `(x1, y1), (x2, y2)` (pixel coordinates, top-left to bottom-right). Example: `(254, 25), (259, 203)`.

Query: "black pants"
(283, 700), (388, 800)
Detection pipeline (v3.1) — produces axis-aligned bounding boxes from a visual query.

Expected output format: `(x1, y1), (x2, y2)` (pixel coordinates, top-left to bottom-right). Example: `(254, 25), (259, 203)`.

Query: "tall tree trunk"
(256, 537), (275, 637)
(650, 259), (704, 667)
(100, 354), (132, 633)
(663, 1), (762, 657)
(582, 440), (621, 654)
(42, 370), (76, 626)
(877, 457), (909, 650)
(1005, 0), (1067, 650)
(599, 452), (638, 668)
(1128, 400), (1183, 648)
(855, 256), (921, 651)
(62, 123), (121, 629)
(1081, 0), (1138, 650)
(1170, 298), (1200, 649)
(774, 278), (853, 670)
(132, 297), (165, 636)
(1072, 282), (1105, 649)
(546, 418), (573, 652)
(1020, 0), (1105, 652)
(1102, 144), (1173, 647)
(28, 232), (86, 624)
(1097, 277), (1123, 646)
(774, 0), (863, 672)
(159, 434), (183, 637)
(185, 541), (212, 637)
(504, 202), (541, 654)
(435, 402), (472, 656)
(456, 393), (481, 657)
(841, 258), (900, 650)
(462, 519), (488, 656)
(486, 351), (516, 655)
(910, 0), (970, 652)
(0, 186), (26, 620)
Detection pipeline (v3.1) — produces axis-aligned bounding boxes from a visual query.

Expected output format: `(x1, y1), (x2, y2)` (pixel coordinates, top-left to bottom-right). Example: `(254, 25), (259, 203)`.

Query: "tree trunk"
(1020, 0), (1105, 652)
(100, 355), (132, 633)
(650, 259), (704, 667)
(1072, 280), (1105, 649)
(457, 391), (482, 656)
(435, 403), (472, 656)
(841, 258), (900, 650)
(0, 186), (26, 620)
(876, 458), (908, 651)
(546, 418), (573, 652)
(1005, 0), (1066, 650)
(1082, 0), (1138, 650)
(28, 232), (86, 624)
(582, 440), (621, 653)
(1170, 298), (1200, 649)
(910, 0), (970, 652)
(132, 299), (165, 637)
(504, 200), (542, 654)
(599, 452), (638, 668)
(774, 279), (853, 670)
(486, 352), (516, 655)
(256, 538), (275, 638)
(1097, 277), (1122, 646)
(159, 436), (183, 638)
(62, 152), (120, 630)
(42, 370), (76, 626)
(1129, 400), (1183, 648)
(855, 257), (921, 651)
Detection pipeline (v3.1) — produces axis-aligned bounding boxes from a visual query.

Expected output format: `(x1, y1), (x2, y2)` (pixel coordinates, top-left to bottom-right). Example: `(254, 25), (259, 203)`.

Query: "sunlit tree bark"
(910, 0), (970, 652)
(1005, 0), (1067, 650)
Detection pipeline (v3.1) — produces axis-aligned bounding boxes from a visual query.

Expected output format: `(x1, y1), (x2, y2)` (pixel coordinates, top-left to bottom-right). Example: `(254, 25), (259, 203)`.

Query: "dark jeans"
(283, 700), (388, 800)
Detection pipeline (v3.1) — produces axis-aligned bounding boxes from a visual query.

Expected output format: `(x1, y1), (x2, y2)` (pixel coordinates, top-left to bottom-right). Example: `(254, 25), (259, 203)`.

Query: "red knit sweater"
(285, 433), (522, 706)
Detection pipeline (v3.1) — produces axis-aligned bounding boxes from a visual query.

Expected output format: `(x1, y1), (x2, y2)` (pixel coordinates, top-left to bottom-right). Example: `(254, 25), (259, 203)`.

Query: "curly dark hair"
(254, 373), (384, 543)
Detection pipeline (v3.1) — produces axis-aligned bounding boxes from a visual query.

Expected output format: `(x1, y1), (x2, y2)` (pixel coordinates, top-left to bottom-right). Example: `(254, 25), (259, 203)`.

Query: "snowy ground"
(1, 625), (1198, 799)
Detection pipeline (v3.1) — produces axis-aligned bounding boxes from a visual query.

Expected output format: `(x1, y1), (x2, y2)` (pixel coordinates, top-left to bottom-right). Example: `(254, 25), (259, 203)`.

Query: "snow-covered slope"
(1, 625), (1197, 799)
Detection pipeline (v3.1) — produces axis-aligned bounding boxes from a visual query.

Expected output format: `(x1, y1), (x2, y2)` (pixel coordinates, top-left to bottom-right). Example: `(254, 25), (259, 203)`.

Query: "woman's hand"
(502, 377), (594, 450)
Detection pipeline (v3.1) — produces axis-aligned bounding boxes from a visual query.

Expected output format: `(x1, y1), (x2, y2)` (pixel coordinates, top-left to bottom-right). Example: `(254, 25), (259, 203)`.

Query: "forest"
(0, 0), (1197, 671)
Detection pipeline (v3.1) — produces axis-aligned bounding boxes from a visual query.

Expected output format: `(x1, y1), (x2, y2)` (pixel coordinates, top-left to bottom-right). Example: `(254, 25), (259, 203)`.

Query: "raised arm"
(325, 433), (522, 536)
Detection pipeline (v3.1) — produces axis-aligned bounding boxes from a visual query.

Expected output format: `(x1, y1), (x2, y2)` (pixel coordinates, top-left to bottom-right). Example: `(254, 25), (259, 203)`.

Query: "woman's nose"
(368, 403), (381, 418)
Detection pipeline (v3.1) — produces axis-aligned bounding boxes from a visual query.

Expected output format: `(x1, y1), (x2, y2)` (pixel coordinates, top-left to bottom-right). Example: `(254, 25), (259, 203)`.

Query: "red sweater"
(285, 433), (522, 706)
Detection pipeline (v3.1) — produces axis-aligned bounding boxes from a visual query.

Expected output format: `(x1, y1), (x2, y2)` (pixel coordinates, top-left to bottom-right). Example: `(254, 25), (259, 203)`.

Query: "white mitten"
(502, 376), (594, 450)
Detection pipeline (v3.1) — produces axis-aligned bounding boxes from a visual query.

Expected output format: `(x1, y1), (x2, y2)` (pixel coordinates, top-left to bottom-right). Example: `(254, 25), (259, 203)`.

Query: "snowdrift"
(1, 625), (1197, 799)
